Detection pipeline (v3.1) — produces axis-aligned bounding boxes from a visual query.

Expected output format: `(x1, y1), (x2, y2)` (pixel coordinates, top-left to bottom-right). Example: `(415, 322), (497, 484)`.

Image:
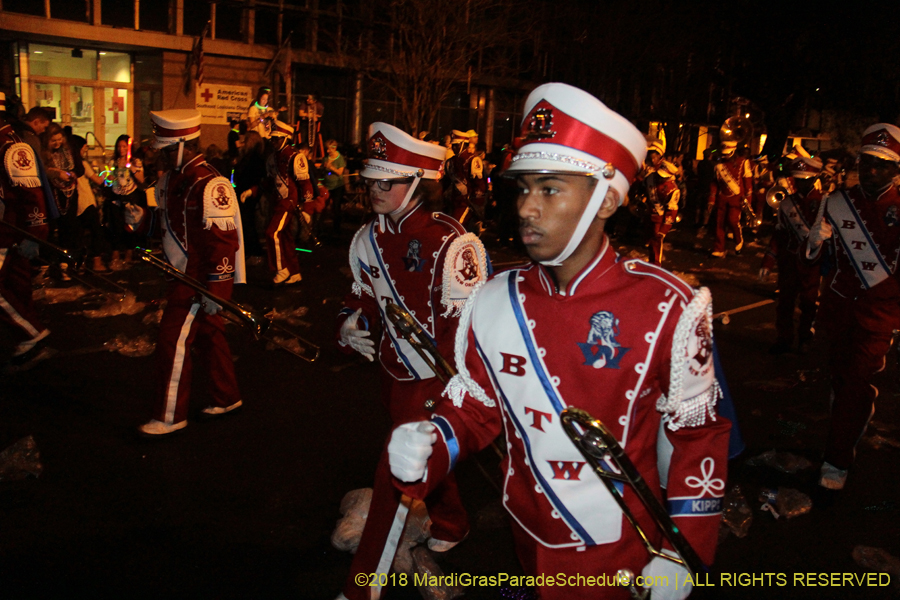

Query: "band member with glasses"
(385, 84), (730, 600)
(807, 123), (900, 491)
(335, 122), (489, 600)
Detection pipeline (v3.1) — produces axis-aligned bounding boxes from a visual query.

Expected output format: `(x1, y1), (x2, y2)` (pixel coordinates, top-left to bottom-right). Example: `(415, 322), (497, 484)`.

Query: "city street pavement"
(1, 217), (899, 600)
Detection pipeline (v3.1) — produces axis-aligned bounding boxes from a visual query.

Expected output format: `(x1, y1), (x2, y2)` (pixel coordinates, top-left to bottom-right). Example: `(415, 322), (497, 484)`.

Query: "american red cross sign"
(109, 89), (124, 124)
(201, 88), (214, 102)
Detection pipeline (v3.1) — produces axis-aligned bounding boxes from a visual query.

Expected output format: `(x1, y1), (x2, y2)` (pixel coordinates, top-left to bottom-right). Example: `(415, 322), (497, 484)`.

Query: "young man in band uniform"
(386, 84), (730, 600)
(807, 123), (900, 490)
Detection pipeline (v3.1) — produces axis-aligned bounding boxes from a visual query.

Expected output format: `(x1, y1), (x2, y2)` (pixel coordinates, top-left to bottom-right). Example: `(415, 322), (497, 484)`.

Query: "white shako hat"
(658, 160), (679, 179)
(270, 119), (294, 138)
(505, 82), (646, 266)
(150, 109), (201, 149)
(451, 129), (469, 144)
(790, 156), (823, 179)
(361, 122), (446, 220)
(647, 136), (666, 156)
(860, 123), (900, 163)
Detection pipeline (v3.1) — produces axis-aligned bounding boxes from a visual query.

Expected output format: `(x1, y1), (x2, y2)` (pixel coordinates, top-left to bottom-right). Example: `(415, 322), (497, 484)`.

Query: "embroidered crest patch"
(369, 134), (388, 160)
(441, 233), (488, 316)
(402, 239), (427, 272)
(202, 176), (238, 231)
(4, 143), (41, 188)
(576, 310), (631, 369)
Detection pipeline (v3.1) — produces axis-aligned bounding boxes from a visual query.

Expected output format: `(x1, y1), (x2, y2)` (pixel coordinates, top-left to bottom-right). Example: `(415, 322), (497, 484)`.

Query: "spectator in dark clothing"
(234, 131), (267, 259)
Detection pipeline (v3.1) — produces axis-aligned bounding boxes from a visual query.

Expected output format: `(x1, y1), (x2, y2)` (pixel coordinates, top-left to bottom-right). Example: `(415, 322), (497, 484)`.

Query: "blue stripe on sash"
(667, 496), (723, 517)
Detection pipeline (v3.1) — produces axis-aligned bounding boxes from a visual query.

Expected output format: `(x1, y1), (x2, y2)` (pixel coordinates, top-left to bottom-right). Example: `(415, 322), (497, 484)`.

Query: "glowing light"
(294, 248), (313, 253)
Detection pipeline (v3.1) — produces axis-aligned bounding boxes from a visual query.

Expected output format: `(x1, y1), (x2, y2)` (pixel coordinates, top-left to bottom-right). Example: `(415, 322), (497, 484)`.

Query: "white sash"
(828, 191), (892, 289)
(715, 161), (742, 196)
(473, 272), (622, 546)
(359, 223), (435, 381)
(780, 196), (810, 241)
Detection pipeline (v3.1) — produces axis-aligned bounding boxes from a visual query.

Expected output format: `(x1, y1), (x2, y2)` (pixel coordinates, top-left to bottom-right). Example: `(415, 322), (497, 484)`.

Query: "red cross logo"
(201, 88), (214, 103)
(109, 89), (124, 124)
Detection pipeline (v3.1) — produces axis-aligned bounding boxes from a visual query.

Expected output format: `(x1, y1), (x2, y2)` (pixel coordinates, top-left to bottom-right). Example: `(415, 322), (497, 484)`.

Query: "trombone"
(385, 303), (454, 410)
(0, 219), (128, 298)
(560, 407), (705, 599)
(137, 248), (320, 362)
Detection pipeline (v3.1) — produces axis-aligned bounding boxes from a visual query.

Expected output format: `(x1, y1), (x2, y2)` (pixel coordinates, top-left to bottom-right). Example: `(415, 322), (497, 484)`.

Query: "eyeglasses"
(364, 178), (411, 191)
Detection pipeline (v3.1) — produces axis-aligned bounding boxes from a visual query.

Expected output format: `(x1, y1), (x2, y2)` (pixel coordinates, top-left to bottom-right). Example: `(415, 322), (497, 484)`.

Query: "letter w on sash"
(548, 461), (587, 480)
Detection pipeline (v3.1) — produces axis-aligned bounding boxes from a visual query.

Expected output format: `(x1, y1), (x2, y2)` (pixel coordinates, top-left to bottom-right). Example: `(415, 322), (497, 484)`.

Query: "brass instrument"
(385, 303), (455, 412)
(560, 407), (705, 600)
(719, 115), (752, 145)
(766, 185), (789, 210)
(137, 248), (320, 362)
(741, 197), (762, 228)
(0, 219), (128, 298)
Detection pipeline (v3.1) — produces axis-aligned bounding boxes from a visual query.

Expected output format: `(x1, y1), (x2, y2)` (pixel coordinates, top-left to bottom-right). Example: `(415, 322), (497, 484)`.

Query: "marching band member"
(133, 109), (245, 437)
(708, 140), (752, 257)
(335, 122), (489, 600)
(751, 153), (774, 227)
(647, 160), (681, 265)
(387, 83), (730, 600)
(0, 91), (53, 370)
(254, 120), (307, 286)
(807, 123), (900, 490)
(759, 156), (824, 355)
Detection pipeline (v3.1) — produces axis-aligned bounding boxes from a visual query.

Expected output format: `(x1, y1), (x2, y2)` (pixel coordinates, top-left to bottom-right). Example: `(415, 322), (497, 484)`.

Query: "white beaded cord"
(348, 224), (374, 298)
(658, 286), (721, 431)
(442, 278), (497, 408)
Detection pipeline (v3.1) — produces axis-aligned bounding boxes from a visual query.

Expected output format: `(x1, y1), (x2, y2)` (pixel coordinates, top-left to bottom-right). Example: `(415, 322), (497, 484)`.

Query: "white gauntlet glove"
(806, 219), (832, 258)
(201, 296), (223, 315)
(240, 189), (253, 203)
(388, 421), (437, 482)
(339, 308), (375, 361)
(642, 550), (692, 600)
(123, 203), (145, 226)
(17, 239), (40, 259)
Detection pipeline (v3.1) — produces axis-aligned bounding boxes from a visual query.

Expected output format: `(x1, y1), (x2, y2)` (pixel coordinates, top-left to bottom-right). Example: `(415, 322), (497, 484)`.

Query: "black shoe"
(4, 343), (57, 374)
(768, 342), (792, 355)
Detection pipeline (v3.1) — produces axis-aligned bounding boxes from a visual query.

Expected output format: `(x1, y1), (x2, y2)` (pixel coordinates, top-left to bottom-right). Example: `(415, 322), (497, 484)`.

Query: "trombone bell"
(766, 185), (788, 209)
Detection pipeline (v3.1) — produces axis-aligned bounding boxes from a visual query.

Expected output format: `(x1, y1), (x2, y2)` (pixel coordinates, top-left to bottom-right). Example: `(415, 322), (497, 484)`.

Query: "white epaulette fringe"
(441, 280), (496, 409)
(658, 286), (719, 431)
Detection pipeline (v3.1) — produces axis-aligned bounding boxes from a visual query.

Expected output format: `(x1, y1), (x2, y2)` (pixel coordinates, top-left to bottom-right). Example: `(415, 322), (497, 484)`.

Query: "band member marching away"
(386, 83), (730, 600)
(242, 120), (309, 286)
(0, 90), (53, 370)
(708, 140), (752, 257)
(759, 156), (824, 355)
(335, 123), (489, 600)
(648, 160), (681, 265)
(130, 109), (246, 436)
(806, 124), (900, 490)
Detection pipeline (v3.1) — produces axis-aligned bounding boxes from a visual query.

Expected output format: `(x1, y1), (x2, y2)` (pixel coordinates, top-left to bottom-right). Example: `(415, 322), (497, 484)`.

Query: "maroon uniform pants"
(153, 284), (241, 424)
(775, 254), (821, 346)
(648, 210), (677, 265)
(266, 199), (300, 276)
(821, 293), (900, 469)
(343, 378), (470, 600)
(713, 197), (743, 253)
(0, 247), (46, 344)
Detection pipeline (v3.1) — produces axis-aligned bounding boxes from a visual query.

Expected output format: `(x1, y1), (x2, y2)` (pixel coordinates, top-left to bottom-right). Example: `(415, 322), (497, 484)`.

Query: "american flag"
(195, 21), (210, 86)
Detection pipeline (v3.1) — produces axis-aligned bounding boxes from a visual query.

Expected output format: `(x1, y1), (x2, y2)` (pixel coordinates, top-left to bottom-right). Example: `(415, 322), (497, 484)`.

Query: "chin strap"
(175, 141), (185, 170)
(379, 174), (423, 231)
(539, 177), (611, 267)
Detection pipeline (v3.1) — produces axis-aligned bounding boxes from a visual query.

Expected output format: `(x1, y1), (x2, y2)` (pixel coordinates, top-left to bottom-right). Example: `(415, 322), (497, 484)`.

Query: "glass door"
(32, 82), (62, 121)
(69, 85), (96, 140)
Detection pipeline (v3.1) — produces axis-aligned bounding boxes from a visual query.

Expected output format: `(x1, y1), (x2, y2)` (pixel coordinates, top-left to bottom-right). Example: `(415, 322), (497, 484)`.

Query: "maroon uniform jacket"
(762, 187), (823, 270)
(397, 239), (730, 566)
(0, 124), (47, 247)
(708, 154), (752, 205)
(157, 154), (240, 301)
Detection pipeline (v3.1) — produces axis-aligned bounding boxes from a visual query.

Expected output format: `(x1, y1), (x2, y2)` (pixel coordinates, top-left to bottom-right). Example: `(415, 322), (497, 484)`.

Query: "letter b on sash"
(499, 353), (528, 376)
(841, 220), (856, 230)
